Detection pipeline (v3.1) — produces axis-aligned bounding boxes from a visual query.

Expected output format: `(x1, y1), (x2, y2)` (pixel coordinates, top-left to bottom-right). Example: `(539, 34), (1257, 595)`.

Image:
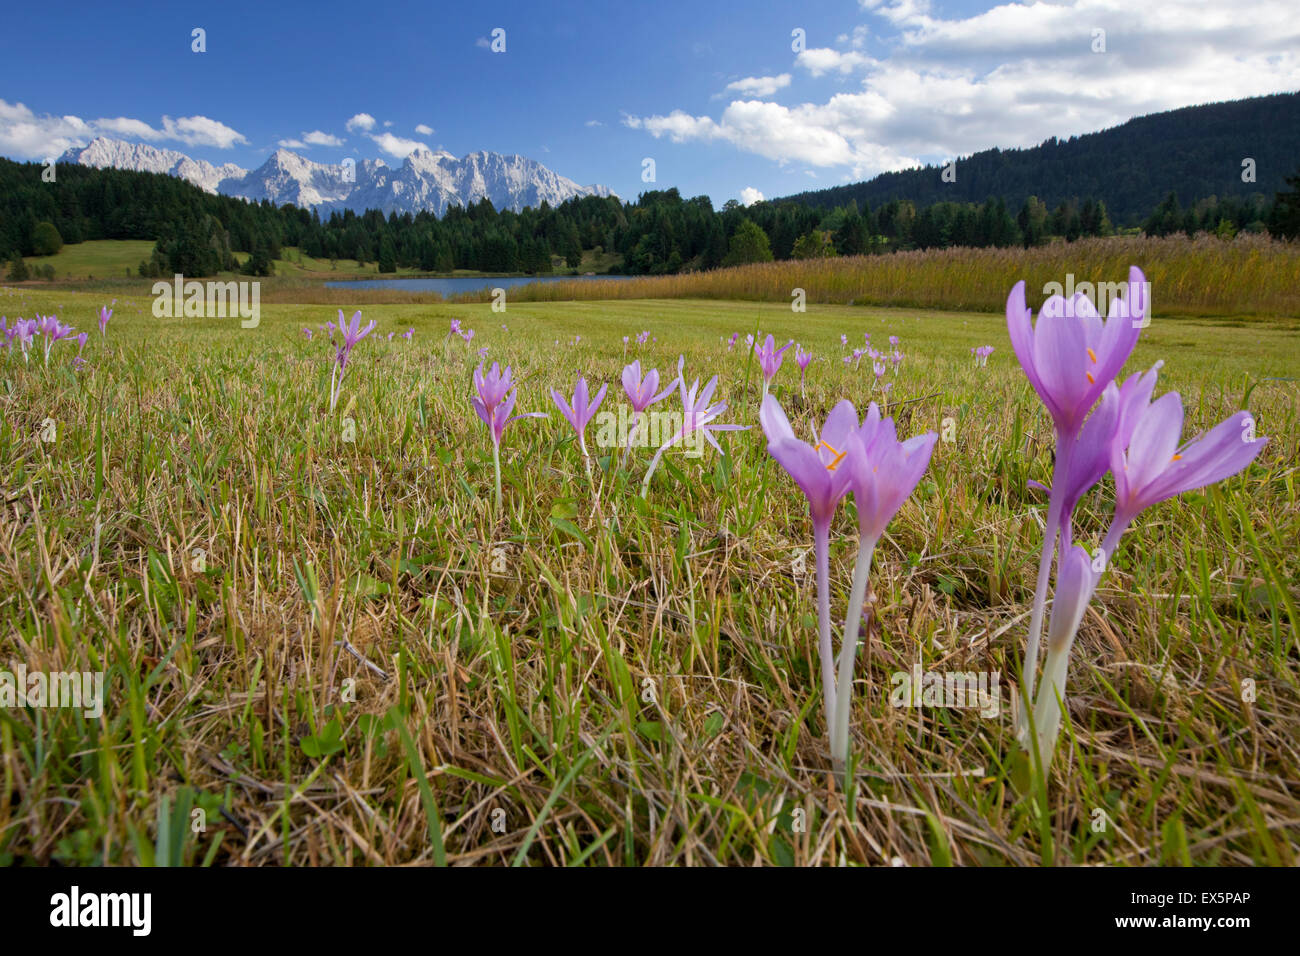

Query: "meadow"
(0, 280), (1296, 866)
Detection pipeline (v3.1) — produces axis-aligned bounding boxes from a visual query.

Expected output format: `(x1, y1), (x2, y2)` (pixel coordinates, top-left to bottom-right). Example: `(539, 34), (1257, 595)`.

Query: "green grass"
(12, 240), (623, 286)
(19, 239), (156, 279)
(1, 284), (1296, 866)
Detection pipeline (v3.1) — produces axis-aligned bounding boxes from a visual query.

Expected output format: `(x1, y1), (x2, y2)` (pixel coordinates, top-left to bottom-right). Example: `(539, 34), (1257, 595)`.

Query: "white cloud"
(95, 116), (161, 140)
(585, 119), (603, 127)
(797, 49), (874, 77)
(369, 131), (430, 158)
(722, 74), (792, 98)
(627, 0), (1300, 179)
(475, 36), (491, 49)
(739, 187), (765, 205)
(0, 99), (247, 159)
(159, 115), (248, 148)
(345, 112), (376, 132)
(836, 25), (871, 49)
(303, 130), (343, 147)
(414, 123), (434, 135)
(279, 130), (343, 149)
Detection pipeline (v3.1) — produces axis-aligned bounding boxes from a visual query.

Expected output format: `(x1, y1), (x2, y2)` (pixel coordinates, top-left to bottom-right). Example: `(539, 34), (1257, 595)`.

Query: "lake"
(324, 274), (633, 295)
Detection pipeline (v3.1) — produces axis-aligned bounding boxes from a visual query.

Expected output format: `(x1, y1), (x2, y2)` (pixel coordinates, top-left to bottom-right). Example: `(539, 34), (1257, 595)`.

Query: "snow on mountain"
(60, 137), (247, 194)
(58, 137), (616, 215)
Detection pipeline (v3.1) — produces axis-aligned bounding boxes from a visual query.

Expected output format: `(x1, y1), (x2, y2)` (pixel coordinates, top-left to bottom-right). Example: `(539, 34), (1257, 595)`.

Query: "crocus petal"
(1119, 391), (1184, 497)
(1141, 412), (1267, 507)
(1032, 298), (1089, 428)
(1045, 545), (1095, 653)
(759, 392), (797, 445)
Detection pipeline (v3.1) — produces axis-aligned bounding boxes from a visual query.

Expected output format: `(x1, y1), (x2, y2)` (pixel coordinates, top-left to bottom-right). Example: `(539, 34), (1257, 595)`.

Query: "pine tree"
(7, 251), (29, 281)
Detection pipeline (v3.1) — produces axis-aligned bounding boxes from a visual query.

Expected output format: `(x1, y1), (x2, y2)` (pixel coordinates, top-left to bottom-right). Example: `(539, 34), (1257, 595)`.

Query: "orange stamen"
(817, 440), (847, 471)
(1086, 371), (1095, 384)
(1087, 348), (1097, 363)
(1172, 453), (1182, 461)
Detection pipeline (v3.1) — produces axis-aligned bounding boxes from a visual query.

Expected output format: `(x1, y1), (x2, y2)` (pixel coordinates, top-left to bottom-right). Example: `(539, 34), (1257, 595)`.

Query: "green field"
(14, 240), (622, 284)
(1, 283), (1296, 865)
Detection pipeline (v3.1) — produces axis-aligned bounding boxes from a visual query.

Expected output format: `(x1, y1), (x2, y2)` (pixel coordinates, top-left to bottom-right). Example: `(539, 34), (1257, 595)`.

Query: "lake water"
(324, 274), (633, 295)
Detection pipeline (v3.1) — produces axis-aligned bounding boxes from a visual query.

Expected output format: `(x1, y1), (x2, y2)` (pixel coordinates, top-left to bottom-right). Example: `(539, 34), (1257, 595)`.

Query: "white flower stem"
(492, 441), (502, 514)
(831, 535), (877, 779)
(813, 525), (835, 733)
(1017, 429), (1073, 741)
(1030, 642), (1073, 767)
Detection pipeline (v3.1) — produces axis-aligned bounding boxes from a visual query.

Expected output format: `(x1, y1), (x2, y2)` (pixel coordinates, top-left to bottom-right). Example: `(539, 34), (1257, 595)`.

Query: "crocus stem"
(1030, 642), (1073, 765)
(831, 535), (877, 779)
(813, 523), (836, 734)
(640, 439), (677, 497)
(492, 440), (502, 514)
(621, 412), (641, 469)
(329, 363), (339, 413)
(1027, 515), (1129, 766)
(1018, 428), (1073, 738)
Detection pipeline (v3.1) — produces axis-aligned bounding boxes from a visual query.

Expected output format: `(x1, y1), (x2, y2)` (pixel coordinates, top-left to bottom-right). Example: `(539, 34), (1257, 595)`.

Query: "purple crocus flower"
(1008, 269), (1146, 724)
(474, 362), (513, 413)
(795, 344), (812, 395)
(829, 413), (937, 773)
(448, 318), (462, 338)
(73, 332), (89, 372)
(11, 318), (36, 361)
(474, 386), (544, 448)
(755, 334), (793, 395)
(551, 376), (608, 458)
(761, 394), (878, 732)
(403, 327), (413, 340)
(621, 360), (678, 462)
(328, 309), (376, 411)
(302, 327), (313, 340)
(473, 370), (546, 510)
(1006, 269), (1145, 434)
(1110, 387), (1268, 531)
(98, 306), (111, 338)
(37, 314), (76, 365)
(1029, 387), (1267, 765)
(641, 370), (748, 495)
(463, 329), (475, 344)
(840, 334), (848, 348)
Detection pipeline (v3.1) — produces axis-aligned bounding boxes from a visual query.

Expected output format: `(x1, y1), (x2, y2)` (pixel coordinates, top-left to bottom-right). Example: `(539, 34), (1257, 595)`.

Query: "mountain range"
(58, 137), (615, 216)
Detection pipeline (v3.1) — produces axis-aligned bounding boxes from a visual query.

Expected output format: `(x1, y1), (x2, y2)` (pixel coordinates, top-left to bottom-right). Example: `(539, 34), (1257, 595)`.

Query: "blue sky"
(2, 0), (1297, 206)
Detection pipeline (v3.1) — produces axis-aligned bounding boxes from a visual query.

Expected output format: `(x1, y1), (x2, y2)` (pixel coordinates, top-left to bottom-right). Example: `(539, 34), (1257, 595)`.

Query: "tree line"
(2, 154), (1299, 283)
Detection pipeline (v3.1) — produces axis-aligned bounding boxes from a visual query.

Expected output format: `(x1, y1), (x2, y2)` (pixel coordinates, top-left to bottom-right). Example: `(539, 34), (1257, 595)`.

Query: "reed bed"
(450, 234), (1300, 316)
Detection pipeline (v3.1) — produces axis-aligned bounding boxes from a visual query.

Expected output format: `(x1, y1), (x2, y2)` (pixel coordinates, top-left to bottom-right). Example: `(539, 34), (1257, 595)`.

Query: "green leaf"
(550, 516), (592, 550)
(300, 716), (344, 758)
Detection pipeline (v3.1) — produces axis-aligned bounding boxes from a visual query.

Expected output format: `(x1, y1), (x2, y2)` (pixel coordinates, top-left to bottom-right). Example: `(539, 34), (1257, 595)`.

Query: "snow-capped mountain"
(58, 137), (615, 215)
(61, 137), (247, 194)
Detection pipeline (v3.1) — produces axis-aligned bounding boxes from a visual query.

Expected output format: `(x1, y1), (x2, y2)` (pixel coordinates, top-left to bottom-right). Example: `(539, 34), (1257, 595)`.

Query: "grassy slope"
(17, 240), (623, 283)
(1, 285), (1296, 865)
